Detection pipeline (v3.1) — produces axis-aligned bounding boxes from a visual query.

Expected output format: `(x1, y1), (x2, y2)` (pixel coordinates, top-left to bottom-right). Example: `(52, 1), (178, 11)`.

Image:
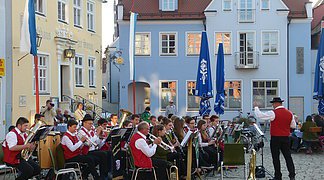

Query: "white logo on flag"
(200, 59), (208, 85)
(319, 56), (324, 82)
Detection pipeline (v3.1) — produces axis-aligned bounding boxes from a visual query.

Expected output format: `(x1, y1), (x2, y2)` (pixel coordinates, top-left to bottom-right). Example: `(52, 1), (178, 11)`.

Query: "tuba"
(118, 109), (132, 128)
(169, 160), (179, 180)
(21, 120), (45, 161)
(247, 149), (257, 180)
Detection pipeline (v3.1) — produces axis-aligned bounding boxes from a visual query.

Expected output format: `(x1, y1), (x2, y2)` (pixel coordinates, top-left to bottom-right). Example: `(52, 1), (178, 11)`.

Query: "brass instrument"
(169, 160), (179, 180)
(247, 149), (257, 180)
(21, 120), (45, 160)
(77, 132), (98, 148)
(118, 109), (132, 128)
(148, 133), (175, 152)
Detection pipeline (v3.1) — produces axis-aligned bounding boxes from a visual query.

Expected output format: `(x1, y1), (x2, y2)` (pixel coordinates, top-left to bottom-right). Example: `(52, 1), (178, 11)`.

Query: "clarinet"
(171, 130), (184, 155)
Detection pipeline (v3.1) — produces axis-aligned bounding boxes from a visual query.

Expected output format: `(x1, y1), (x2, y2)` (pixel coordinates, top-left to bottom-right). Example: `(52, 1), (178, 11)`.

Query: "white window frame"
(237, 30), (256, 53)
(75, 54), (84, 87)
(135, 32), (151, 56)
(238, 0), (255, 23)
(261, 30), (279, 55)
(186, 80), (200, 112)
(222, 0), (232, 11)
(73, 0), (82, 27)
(159, 32), (178, 56)
(33, 53), (50, 95)
(215, 31), (232, 55)
(162, 0), (176, 11)
(87, 0), (95, 32)
(58, 0), (68, 23)
(251, 79), (280, 109)
(260, 0), (270, 10)
(88, 56), (96, 87)
(224, 80), (243, 110)
(34, 0), (46, 16)
(159, 80), (178, 112)
(185, 32), (201, 56)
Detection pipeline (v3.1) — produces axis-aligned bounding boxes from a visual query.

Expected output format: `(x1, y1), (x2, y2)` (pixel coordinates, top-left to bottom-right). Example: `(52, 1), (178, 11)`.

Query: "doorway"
(61, 65), (72, 99)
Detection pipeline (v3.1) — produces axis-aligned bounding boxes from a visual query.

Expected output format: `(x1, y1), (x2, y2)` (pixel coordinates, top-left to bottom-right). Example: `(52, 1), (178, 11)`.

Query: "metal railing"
(237, 9), (255, 23)
(235, 51), (259, 69)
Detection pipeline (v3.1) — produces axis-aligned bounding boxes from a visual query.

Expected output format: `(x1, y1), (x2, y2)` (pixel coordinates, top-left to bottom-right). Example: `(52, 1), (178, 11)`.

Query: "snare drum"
(38, 132), (61, 169)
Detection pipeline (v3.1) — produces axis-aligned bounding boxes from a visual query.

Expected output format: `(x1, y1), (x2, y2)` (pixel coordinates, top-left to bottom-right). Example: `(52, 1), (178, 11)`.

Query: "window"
(160, 33), (177, 56)
(215, 32), (231, 54)
(87, 1), (95, 32)
(187, 81), (200, 111)
(261, 0), (269, 10)
(33, 54), (49, 94)
(186, 33), (201, 56)
(262, 31), (279, 54)
(162, 0), (175, 11)
(88, 57), (95, 87)
(238, 0), (255, 22)
(253, 80), (278, 109)
(34, 0), (45, 15)
(58, 0), (67, 22)
(75, 55), (83, 86)
(223, 0), (232, 11)
(74, 0), (82, 27)
(238, 32), (256, 66)
(160, 81), (177, 111)
(135, 33), (151, 56)
(224, 81), (241, 109)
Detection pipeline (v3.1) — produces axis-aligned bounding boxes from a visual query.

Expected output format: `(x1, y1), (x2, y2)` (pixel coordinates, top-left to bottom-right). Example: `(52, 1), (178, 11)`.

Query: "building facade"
(116, 0), (312, 120)
(11, 0), (103, 124)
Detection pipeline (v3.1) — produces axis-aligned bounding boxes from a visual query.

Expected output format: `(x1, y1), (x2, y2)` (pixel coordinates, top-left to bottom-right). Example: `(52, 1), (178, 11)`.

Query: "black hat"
(82, 114), (94, 122)
(270, 97), (284, 103)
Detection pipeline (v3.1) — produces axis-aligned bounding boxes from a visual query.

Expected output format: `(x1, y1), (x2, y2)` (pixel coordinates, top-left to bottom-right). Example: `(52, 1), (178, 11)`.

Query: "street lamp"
(64, 47), (76, 60)
(36, 33), (42, 48)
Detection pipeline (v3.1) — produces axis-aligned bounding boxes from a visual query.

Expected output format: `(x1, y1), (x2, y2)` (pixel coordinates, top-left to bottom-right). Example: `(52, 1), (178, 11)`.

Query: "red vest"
(62, 132), (82, 160)
(80, 127), (95, 155)
(270, 108), (293, 136)
(3, 129), (27, 165)
(129, 133), (153, 168)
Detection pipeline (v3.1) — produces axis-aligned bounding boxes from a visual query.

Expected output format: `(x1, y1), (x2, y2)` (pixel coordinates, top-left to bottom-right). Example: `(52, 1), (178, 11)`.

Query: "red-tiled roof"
(120, 0), (212, 20)
(119, 0), (309, 20)
(312, 3), (324, 30)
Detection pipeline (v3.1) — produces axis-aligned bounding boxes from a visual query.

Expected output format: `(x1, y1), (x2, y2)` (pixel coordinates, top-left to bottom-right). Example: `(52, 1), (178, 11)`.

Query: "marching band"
(1, 109), (245, 180)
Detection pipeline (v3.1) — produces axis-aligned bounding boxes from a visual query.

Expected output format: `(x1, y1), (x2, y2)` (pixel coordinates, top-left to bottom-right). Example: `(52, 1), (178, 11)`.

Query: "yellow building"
(11, 0), (102, 123)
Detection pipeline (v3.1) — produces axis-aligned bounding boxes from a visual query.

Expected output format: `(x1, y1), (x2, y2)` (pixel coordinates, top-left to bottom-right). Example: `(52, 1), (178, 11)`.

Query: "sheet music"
(253, 123), (264, 136)
(181, 130), (192, 147)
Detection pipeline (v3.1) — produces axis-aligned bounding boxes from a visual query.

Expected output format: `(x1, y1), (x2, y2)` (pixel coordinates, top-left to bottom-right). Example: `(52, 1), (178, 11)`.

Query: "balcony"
(237, 9), (255, 23)
(235, 51), (259, 69)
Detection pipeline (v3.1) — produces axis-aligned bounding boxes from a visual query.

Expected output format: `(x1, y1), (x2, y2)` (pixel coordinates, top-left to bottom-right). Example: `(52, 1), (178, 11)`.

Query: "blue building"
(114, 0), (312, 120)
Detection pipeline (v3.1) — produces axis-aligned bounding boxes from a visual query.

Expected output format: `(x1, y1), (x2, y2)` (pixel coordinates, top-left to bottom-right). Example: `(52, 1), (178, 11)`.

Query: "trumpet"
(148, 133), (175, 152)
(77, 132), (98, 148)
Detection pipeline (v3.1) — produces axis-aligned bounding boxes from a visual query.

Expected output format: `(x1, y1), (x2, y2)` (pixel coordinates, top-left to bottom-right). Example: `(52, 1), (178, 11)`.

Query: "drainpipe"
(287, 18), (291, 109)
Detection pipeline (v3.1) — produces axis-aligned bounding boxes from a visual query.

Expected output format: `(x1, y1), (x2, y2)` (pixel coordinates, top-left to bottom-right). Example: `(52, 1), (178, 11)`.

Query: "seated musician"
(2, 117), (41, 180)
(122, 120), (133, 128)
(173, 117), (185, 142)
(184, 116), (196, 135)
(129, 122), (162, 179)
(208, 115), (220, 137)
(150, 115), (159, 126)
(61, 119), (100, 179)
(197, 120), (217, 167)
(130, 114), (140, 127)
(108, 114), (118, 127)
(97, 118), (110, 151)
(79, 115), (110, 179)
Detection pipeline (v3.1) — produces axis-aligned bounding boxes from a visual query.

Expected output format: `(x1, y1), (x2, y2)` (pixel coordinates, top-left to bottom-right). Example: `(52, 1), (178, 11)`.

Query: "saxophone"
(21, 120), (45, 160)
(247, 149), (257, 180)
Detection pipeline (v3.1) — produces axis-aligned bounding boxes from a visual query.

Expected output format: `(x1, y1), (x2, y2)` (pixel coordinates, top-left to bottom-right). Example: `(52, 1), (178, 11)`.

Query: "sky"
(101, 0), (320, 50)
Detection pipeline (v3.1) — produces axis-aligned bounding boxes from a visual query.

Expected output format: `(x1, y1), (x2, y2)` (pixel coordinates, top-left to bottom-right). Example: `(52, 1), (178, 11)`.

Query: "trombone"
(148, 133), (175, 152)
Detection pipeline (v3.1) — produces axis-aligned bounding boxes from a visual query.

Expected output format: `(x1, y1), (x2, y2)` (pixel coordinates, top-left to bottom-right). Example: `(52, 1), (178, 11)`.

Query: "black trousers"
(6, 158), (41, 180)
(88, 150), (109, 177)
(270, 136), (295, 180)
(66, 154), (99, 179)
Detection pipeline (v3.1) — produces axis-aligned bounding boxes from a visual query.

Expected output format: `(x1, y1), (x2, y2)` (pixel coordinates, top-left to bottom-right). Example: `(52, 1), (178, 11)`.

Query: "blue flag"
(214, 43), (225, 115)
(313, 28), (324, 115)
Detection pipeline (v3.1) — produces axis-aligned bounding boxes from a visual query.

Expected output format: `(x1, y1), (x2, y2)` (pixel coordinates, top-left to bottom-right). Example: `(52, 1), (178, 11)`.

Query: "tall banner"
(129, 12), (137, 80)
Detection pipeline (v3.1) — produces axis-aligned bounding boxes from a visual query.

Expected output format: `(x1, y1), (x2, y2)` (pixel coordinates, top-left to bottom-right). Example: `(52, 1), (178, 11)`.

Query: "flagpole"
(131, 0), (136, 114)
(34, 56), (40, 113)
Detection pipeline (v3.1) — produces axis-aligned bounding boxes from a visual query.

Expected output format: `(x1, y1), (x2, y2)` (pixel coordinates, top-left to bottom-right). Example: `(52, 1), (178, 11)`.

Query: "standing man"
(254, 97), (296, 180)
(41, 100), (56, 125)
(165, 99), (177, 118)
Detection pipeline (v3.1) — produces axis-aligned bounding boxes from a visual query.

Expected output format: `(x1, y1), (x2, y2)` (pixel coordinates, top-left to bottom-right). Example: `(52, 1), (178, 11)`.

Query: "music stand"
(121, 128), (134, 142)
(31, 126), (54, 142)
(106, 128), (121, 143)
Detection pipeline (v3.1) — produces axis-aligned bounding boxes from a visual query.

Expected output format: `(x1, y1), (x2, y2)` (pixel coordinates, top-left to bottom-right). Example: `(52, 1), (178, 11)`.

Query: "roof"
(312, 3), (324, 30)
(119, 0), (309, 20)
(119, 0), (212, 20)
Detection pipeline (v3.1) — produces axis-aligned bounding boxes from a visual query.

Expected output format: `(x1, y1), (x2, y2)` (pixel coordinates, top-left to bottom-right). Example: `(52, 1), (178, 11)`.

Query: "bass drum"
(38, 131), (61, 169)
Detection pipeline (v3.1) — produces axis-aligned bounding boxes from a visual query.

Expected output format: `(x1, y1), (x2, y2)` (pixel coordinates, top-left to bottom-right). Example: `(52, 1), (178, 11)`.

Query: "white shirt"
(79, 127), (102, 151)
(198, 132), (209, 147)
(254, 106), (296, 129)
(3, 127), (26, 149)
(74, 109), (86, 121)
(61, 131), (83, 152)
(134, 132), (157, 158)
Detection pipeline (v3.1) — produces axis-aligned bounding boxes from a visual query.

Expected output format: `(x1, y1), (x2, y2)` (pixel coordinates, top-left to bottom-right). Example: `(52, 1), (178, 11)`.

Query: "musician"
(150, 115), (158, 126)
(130, 114), (140, 127)
(74, 102), (86, 122)
(208, 115), (221, 137)
(79, 114), (110, 179)
(34, 113), (45, 124)
(2, 117), (41, 180)
(129, 122), (162, 179)
(61, 119), (100, 179)
(109, 114), (118, 127)
(173, 117), (185, 142)
(40, 99), (56, 125)
(122, 120), (133, 128)
(184, 116), (195, 134)
(197, 120), (217, 166)
(254, 97), (296, 180)
(97, 118), (110, 151)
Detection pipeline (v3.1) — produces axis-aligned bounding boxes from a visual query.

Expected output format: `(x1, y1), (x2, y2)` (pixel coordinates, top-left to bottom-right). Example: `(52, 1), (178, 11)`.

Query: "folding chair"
(0, 145), (17, 180)
(48, 148), (78, 180)
(221, 143), (247, 180)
